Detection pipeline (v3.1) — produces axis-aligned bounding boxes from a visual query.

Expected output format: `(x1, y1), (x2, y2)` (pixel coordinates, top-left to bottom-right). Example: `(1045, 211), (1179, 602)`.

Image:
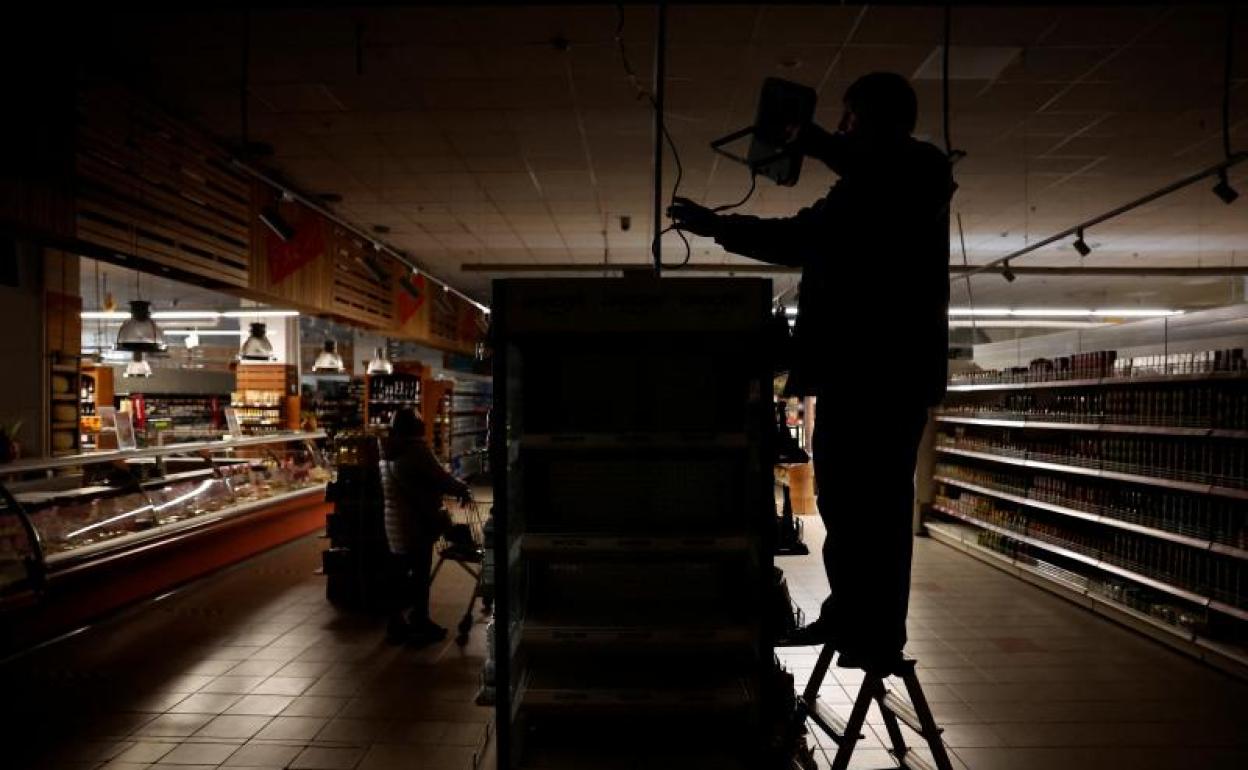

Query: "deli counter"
(0, 432), (332, 651)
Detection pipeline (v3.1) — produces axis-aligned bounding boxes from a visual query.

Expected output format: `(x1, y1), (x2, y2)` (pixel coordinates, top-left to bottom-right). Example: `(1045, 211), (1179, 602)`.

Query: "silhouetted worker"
(669, 72), (953, 670)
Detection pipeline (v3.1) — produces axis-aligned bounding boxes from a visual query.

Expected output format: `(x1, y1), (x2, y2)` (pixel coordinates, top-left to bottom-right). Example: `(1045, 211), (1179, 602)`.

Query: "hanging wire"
(712, 173), (758, 213)
(956, 213), (977, 339)
(943, 4), (953, 158)
(1223, 3), (1237, 161)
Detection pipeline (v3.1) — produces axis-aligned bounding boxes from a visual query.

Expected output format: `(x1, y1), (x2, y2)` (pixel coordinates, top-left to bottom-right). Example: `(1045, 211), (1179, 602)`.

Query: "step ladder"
(799, 645), (954, 770)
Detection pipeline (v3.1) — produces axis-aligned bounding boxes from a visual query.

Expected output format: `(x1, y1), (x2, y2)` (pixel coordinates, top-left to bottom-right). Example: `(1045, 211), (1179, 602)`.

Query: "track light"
(1072, 228), (1091, 257)
(1001, 260), (1016, 282)
(259, 207), (295, 242)
(1212, 170), (1239, 205)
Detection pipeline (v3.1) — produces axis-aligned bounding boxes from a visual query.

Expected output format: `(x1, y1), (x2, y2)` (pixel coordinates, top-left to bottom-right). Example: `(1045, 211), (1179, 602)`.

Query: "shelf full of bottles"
(364, 373), (420, 431)
(928, 346), (1248, 677)
(449, 379), (491, 477)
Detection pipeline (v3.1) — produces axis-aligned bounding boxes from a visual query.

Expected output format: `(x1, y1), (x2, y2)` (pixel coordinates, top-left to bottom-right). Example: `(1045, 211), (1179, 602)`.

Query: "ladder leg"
(829, 673), (879, 770)
(802, 644), (836, 704)
(901, 669), (956, 770)
(875, 684), (911, 764)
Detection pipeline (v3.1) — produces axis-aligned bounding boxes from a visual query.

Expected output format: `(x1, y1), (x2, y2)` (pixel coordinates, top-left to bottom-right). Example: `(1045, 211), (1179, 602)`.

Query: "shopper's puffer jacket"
(714, 136), (954, 406)
(379, 437), (469, 555)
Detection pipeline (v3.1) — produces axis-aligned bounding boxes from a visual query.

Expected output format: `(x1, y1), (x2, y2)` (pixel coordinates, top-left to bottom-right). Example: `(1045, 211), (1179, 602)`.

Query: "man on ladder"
(670, 72), (955, 673)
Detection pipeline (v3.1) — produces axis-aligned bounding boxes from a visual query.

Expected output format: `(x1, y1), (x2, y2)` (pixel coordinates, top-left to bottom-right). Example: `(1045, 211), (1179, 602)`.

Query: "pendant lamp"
(123, 351), (152, 378)
(239, 322), (275, 361)
(366, 346), (393, 375)
(116, 300), (165, 352)
(313, 340), (345, 372)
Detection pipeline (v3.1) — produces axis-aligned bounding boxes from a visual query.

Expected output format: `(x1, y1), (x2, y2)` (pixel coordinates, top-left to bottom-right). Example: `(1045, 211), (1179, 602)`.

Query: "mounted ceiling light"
(150, 311), (220, 321)
(123, 351), (152, 378)
(115, 300), (165, 352)
(313, 340), (345, 373)
(239, 323), (276, 361)
(949, 308), (1184, 318)
(1212, 170), (1239, 205)
(1072, 228), (1092, 257)
(1001, 260), (1016, 282)
(259, 207), (295, 242)
(222, 309), (299, 318)
(184, 331), (200, 350)
(949, 320), (1110, 330)
(81, 311), (131, 320)
(366, 346), (393, 375)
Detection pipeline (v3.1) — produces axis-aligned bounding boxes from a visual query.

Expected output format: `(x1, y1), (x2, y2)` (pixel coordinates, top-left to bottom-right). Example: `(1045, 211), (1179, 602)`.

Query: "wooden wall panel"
(248, 184), (331, 311)
(327, 226), (394, 328)
(74, 87), (251, 286)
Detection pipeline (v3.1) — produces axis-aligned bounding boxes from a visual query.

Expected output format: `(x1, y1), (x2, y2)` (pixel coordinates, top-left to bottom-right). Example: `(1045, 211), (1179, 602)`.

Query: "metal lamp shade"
(366, 346), (393, 375)
(239, 322), (275, 361)
(313, 340), (345, 372)
(116, 300), (165, 352)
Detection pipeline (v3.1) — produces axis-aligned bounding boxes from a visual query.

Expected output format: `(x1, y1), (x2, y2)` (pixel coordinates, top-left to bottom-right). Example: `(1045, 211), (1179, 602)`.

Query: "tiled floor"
(0, 529), (492, 770)
(779, 517), (1248, 770)
(3, 507), (1246, 770)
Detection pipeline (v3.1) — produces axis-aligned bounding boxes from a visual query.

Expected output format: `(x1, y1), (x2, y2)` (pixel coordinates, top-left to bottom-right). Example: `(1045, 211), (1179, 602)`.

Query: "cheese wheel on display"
(53, 404), (77, 423)
(52, 431), (75, 451)
(51, 375), (70, 394)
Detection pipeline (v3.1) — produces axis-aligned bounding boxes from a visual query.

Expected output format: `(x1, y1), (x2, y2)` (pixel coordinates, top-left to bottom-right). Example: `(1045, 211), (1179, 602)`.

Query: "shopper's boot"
(775, 615), (838, 647)
(386, 613), (410, 645)
(408, 618), (449, 647)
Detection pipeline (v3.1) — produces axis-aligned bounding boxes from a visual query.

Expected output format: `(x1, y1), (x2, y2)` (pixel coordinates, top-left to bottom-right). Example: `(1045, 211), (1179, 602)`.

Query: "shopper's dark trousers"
(812, 400), (928, 659)
(390, 538), (436, 627)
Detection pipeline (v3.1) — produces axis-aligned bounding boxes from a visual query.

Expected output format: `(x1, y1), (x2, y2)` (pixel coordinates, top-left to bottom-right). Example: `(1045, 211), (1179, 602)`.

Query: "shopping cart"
(430, 499), (493, 645)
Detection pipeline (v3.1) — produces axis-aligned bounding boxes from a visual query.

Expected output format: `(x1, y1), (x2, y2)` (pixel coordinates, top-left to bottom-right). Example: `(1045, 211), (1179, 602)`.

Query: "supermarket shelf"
(452, 409), (490, 416)
(230, 403), (282, 409)
(932, 475), (1227, 554)
(935, 414), (1232, 438)
(934, 445), (1242, 499)
(930, 504), (1239, 615)
(50, 364), (80, 374)
(367, 399), (420, 406)
(518, 432), (749, 450)
(517, 671), (754, 713)
(519, 533), (752, 556)
(924, 520), (1248, 678)
(947, 371), (1248, 392)
(51, 394), (78, 402)
(51, 421), (78, 430)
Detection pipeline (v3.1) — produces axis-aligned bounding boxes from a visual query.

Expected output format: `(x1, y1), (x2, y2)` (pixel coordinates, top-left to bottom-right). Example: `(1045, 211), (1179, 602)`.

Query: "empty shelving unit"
(491, 278), (776, 768)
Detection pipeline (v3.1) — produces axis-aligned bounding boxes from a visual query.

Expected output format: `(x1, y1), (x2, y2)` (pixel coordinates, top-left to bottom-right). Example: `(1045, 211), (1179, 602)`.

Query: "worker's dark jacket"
(714, 137), (954, 406)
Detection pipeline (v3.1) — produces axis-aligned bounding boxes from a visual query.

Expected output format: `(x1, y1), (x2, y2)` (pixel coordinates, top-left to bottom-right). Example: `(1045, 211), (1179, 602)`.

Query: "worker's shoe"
(836, 647), (904, 674)
(775, 617), (838, 647)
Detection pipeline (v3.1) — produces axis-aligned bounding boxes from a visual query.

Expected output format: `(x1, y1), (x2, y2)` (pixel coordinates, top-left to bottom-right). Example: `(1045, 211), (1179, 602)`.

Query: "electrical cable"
(712, 173), (758, 213)
(1223, 3), (1237, 161)
(616, 3), (691, 268)
(942, 4), (953, 159)
(956, 212), (977, 339)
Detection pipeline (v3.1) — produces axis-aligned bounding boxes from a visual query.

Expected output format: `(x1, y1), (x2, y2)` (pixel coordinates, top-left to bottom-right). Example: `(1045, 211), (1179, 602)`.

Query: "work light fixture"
(1072, 228), (1092, 257)
(1212, 170), (1239, 205)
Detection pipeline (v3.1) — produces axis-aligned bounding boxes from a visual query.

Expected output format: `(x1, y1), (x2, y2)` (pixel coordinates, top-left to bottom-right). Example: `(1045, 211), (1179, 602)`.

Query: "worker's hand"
(667, 197), (721, 237)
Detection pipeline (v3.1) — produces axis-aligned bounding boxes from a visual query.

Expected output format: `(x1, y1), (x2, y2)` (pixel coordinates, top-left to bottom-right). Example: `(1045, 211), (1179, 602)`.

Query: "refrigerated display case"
(0, 432), (332, 651)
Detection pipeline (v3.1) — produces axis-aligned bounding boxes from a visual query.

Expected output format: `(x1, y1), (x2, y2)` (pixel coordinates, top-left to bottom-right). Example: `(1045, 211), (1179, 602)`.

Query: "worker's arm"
(396, 443), (472, 503)
(668, 190), (847, 268)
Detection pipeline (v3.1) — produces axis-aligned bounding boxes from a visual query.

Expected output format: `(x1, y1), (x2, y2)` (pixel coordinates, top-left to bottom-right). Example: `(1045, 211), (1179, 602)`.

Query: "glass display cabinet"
(0, 432), (330, 602)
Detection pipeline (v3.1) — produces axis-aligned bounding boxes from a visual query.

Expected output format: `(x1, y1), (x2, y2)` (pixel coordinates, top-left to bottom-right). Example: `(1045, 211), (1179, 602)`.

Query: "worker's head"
(840, 72), (917, 139)
(390, 407), (425, 441)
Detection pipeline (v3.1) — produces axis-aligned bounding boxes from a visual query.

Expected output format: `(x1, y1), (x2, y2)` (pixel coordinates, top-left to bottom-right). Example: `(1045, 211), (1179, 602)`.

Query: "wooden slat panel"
(247, 183), (331, 311)
(327, 226), (394, 327)
(74, 87), (251, 287)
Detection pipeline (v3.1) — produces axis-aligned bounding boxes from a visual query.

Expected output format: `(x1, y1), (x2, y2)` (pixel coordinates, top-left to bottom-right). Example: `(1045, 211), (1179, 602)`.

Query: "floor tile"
(158, 742), (239, 765)
(168, 692), (244, 714)
(222, 742), (304, 767)
(253, 715), (329, 741)
(194, 714), (273, 740)
(225, 694), (296, 716)
(289, 746), (366, 770)
(280, 696), (349, 718)
(132, 714), (215, 738)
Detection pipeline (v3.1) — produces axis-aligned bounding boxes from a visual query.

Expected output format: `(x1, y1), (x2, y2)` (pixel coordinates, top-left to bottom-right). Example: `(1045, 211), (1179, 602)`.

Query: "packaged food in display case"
(0, 432), (331, 577)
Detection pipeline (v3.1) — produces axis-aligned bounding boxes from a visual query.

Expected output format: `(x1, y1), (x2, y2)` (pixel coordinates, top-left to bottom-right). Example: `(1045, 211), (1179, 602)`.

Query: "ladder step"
(893, 747), (937, 770)
(882, 690), (941, 736)
(805, 698), (862, 746)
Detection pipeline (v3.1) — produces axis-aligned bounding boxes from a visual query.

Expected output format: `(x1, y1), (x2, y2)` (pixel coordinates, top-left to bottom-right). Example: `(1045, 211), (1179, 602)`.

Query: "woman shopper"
(379, 407), (473, 645)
